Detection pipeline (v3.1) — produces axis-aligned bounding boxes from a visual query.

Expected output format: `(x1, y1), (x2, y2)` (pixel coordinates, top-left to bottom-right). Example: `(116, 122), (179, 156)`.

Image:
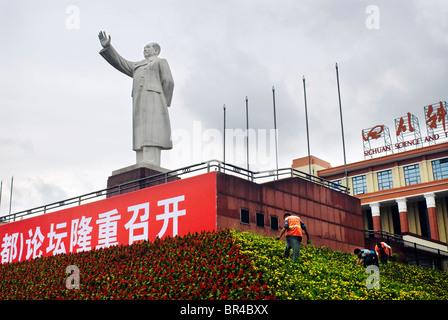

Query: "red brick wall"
(215, 172), (364, 254)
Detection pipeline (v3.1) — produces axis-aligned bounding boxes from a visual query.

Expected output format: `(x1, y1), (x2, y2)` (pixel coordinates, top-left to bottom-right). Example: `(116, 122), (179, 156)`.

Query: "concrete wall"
(215, 172), (364, 254)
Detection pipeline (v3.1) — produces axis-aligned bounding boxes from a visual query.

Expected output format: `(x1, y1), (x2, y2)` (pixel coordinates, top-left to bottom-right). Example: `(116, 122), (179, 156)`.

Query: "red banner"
(0, 172), (217, 264)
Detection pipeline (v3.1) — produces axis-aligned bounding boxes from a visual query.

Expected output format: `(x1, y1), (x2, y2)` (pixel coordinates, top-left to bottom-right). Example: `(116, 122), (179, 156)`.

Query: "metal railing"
(364, 230), (404, 242)
(0, 160), (349, 223)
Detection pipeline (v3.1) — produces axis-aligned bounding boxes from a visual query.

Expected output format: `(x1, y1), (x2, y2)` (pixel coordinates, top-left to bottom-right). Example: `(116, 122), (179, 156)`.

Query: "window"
(352, 175), (367, 195)
(403, 164), (420, 185)
(417, 201), (430, 238)
(270, 216), (279, 231)
(256, 212), (264, 228)
(377, 170), (393, 191)
(240, 208), (250, 225)
(363, 208), (375, 238)
(330, 179), (342, 191)
(432, 158), (448, 180)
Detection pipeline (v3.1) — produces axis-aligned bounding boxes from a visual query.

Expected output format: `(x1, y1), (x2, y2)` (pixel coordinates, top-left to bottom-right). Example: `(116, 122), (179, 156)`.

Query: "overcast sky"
(1, 0), (448, 215)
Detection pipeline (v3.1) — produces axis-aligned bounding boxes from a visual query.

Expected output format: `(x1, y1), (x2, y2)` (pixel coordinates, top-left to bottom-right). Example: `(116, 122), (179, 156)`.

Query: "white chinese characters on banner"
(26, 227), (44, 259)
(1, 232), (23, 264)
(125, 203), (150, 245)
(0, 195), (187, 264)
(96, 209), (122, 249)
(70, 216), (93, 253)
(156, 195), (187, 238)
(46, 222), (68, 255)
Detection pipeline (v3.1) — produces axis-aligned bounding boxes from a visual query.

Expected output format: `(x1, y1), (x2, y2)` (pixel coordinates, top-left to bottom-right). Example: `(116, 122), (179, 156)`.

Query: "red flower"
(0, 230), (276, 300)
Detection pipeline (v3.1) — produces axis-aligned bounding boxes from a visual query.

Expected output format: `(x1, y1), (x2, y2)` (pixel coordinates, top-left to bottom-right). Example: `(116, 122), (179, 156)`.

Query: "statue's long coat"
(99, 45), (174, 151)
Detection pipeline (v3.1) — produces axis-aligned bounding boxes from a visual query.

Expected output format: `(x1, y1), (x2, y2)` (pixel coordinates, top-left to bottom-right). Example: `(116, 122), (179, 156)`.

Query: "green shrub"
(234, 230), (448, 300)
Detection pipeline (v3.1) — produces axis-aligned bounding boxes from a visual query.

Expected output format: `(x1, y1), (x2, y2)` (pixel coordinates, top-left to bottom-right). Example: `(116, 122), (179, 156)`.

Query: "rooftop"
(318, 141), (448, 178)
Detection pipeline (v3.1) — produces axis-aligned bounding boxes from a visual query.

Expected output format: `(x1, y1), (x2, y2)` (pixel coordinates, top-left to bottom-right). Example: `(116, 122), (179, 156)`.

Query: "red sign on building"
(426, 101), (447, 132)
(362, 101), (448, 158)
(0, 172), (217, 264)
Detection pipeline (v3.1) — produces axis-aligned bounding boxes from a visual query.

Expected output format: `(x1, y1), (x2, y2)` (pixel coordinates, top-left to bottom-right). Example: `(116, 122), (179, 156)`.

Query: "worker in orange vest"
(276, 212), (310, 262)
(375, 242), (392, 264)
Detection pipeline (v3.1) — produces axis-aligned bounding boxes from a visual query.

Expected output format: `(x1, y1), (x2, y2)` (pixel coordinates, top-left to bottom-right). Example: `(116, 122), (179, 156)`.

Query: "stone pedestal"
(107, 162), (180, 198)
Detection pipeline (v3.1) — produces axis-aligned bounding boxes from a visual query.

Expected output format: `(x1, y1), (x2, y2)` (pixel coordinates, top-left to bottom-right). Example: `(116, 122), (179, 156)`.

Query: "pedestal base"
(107, 162), (180, 198)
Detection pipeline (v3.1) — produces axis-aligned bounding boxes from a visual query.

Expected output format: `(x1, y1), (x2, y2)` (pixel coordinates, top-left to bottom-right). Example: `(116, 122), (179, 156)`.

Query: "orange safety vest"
(375, 242), (390, 256)
(285, 215), (303, 237)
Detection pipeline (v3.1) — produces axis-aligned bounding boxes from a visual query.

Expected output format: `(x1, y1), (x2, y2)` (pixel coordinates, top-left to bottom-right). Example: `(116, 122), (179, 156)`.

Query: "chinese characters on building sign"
(0, 172), (217, 264)
(394, 112), (423, 150)
(425, 101), (447, 145)
(363, 101), (448, 158)
(362, 125), (393, 157)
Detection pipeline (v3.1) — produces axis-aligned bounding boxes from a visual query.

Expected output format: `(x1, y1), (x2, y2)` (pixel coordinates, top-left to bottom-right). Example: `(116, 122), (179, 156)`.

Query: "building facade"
(215, 171), (364, 254)
(292, 142), (448, 269)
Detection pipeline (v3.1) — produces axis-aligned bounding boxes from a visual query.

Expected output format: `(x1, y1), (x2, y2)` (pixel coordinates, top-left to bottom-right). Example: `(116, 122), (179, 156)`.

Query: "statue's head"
(144, 42), (161, 59)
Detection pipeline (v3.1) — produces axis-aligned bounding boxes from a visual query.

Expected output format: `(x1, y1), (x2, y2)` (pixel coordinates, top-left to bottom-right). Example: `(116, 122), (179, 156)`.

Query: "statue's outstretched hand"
(98, 31), (111, 48)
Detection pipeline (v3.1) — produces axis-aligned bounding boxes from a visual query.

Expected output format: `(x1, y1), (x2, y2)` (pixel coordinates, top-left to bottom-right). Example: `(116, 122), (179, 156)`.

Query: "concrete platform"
(107, 162), (179, 197)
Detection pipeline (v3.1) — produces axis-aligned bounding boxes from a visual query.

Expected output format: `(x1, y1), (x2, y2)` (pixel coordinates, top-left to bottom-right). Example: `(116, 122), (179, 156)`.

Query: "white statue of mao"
(98, 31), (174, 167)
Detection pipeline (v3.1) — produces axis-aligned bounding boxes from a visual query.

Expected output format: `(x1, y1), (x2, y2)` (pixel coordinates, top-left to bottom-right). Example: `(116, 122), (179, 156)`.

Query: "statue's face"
(144, 43), (159, 58)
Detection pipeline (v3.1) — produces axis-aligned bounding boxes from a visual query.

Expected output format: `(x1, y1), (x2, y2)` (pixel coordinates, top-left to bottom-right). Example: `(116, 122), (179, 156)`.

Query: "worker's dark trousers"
(284, 236), (302, 261)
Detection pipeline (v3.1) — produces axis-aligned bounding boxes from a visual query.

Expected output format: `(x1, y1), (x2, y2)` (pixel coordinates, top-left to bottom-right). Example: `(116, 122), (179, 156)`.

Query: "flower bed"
(1, 229), (447, 300)
(235, 231), (448, 300)
(0, 230), (274, 300)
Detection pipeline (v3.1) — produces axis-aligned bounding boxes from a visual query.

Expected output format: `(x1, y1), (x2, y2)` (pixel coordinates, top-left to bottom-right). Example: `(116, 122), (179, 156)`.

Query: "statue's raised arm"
(98, 31), (133, 77)
(98, 31), (111, 48)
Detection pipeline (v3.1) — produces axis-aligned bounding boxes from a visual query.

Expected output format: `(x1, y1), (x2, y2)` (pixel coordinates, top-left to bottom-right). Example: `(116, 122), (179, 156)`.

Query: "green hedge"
(235, 230), (448, 300)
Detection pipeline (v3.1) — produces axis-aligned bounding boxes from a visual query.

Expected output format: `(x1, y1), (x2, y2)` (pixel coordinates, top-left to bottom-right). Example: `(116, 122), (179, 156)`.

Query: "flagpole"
(272, 86), (279, 179)
(335, 63), (348, 183)
(0, 180), (2, 213)
(223, 104), (226, 171)
(302, 76), (312, 176)
(9, 176), (13, 220)
(245, 96), (250, 174)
